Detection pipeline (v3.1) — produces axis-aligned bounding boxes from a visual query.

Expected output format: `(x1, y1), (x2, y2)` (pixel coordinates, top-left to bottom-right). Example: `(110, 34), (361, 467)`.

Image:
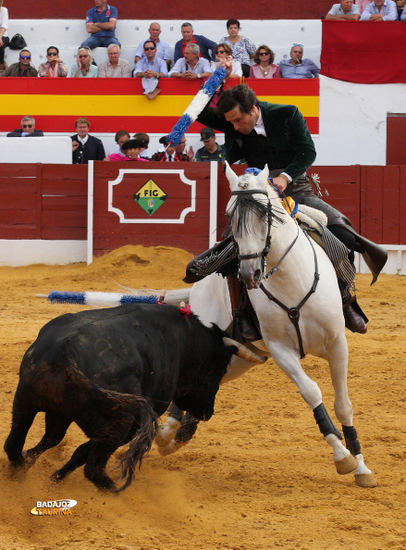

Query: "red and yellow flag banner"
(0, 78), (319, 134)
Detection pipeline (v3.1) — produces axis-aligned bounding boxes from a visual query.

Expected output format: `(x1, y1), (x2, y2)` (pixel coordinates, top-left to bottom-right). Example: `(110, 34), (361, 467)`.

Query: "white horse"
(156, 163), (377, 488)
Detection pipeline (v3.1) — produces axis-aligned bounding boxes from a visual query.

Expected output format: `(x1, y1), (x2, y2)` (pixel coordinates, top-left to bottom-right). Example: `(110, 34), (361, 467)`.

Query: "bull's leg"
(155, 402), (182, 455)
(4, 403), (37, 468)
(83, 441), (118, 491)
(25, 412), (71, 465)
(51, 441), (92, 483)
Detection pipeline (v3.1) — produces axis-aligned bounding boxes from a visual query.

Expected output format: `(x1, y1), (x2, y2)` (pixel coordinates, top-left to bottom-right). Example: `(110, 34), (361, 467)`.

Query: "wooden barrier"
(0, 163), (405, 257)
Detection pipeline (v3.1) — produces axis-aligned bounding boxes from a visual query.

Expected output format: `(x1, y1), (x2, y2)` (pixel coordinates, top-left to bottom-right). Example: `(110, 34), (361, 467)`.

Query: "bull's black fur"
(4, 303), (238, 492)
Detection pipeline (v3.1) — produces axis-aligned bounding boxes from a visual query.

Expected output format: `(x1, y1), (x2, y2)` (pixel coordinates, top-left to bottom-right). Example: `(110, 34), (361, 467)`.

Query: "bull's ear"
(225, 161), (240, 191)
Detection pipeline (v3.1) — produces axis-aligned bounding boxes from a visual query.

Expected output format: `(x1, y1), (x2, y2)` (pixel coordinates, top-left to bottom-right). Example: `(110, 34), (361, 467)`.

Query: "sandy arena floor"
(0, 245), (405, 550)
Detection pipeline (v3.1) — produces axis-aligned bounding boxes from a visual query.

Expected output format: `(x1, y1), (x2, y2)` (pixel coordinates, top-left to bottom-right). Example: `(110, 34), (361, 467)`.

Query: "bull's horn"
(225, 161), (240, 190)
(223, 337), (267, 364)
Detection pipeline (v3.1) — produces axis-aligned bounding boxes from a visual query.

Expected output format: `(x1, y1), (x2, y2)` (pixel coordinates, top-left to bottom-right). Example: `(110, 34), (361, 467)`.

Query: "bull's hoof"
(335, 453), (358, 475)
(355, 473), (378, 488)
(154, 418), (181, 448)
(156, 439), (187, 456)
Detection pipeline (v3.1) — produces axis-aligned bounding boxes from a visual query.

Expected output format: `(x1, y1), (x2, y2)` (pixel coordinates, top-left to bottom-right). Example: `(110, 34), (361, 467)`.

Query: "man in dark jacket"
(1, 49), (38, 77)
(194, 84), (387, 336)
(174, 22), (216, 62)
(7, 116), (44, 137)
(71, 117), (105, 164)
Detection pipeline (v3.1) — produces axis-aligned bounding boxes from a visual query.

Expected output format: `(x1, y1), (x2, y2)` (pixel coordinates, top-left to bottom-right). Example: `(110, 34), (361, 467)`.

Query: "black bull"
(4, 303), (262, 492)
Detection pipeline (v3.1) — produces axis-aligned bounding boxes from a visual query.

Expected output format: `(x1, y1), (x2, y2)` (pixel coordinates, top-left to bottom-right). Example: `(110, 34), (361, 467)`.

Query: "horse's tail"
(114, 396), (159, 493)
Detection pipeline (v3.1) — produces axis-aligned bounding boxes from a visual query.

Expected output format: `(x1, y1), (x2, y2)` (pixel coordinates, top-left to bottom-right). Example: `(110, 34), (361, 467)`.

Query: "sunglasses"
(47, 52), (58, 56)
(20, 55), (31, 60)
(258, 52), (270, 56)
(78, 55), (89, 58)
(293, 43), (303, 48)
(144, 47), (155, 51)
(22, 124), (33, 128)
(216, 50), (226, 54)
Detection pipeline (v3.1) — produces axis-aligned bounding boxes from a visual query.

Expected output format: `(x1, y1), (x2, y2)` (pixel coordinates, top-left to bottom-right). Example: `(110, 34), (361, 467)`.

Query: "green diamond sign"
(132, 179), (168, 216)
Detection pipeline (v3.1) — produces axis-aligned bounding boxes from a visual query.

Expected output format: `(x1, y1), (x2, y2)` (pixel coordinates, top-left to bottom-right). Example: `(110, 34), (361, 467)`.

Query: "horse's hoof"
(156, 439), (186, 456)
(335, 453), (358, 475)
(355, 473), (378, 488)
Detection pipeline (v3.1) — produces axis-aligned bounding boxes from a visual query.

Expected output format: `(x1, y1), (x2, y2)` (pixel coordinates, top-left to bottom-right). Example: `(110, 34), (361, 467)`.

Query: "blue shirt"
(85, 4), (118, 38)
(133, 56), (168, 77)
(360, 0), (398, 20)
(279, 59), (320, 79)
(328, 3), (360, 15)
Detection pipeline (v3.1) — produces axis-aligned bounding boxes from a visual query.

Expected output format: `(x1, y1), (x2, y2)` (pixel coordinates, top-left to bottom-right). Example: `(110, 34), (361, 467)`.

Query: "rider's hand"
(271, 175), (288, 193)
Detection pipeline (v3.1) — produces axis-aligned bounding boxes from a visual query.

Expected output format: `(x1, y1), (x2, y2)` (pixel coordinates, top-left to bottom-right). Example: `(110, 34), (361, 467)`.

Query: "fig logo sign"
(132, 179), (168, 216)
(30, 499), (77, 516)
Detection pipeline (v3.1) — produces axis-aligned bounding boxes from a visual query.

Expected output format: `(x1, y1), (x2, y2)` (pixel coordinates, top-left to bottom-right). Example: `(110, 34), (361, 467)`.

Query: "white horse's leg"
(327, 335), (378, 488)
(268, 343), (357, 476)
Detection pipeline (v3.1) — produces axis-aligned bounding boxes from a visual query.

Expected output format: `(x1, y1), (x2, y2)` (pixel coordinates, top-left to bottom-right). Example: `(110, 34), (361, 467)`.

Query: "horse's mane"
(224, 191), (285, 238)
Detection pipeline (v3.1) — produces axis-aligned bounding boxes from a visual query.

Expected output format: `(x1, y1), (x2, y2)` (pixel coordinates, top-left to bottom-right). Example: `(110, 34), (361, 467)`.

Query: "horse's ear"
(225, 161), (240, 190)
(259, 165), (270, 184)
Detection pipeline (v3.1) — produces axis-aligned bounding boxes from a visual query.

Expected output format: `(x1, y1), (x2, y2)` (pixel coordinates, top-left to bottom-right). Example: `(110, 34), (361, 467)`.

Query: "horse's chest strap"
(259, 232), (320, 359)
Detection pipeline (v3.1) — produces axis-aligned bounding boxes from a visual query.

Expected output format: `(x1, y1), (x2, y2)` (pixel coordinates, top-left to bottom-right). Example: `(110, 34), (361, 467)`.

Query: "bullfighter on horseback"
(186, 82), (387, 341)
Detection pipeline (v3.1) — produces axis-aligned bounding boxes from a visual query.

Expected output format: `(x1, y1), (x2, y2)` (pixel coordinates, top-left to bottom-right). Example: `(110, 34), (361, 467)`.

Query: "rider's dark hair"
(216, 84), (259, 116)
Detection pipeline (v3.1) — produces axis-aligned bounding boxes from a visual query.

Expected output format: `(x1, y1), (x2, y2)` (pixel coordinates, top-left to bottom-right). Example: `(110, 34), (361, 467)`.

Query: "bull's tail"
(114, 396), (159, 493)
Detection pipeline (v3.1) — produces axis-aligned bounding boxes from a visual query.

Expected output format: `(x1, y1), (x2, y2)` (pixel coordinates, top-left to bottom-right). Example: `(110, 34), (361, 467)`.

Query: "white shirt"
(0, 7), (9, 33)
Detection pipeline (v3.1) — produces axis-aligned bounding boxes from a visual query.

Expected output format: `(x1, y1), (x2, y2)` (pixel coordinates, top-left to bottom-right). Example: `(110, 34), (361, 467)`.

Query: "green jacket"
(1, 62), (38, 77)
(197, 101), (316, 183)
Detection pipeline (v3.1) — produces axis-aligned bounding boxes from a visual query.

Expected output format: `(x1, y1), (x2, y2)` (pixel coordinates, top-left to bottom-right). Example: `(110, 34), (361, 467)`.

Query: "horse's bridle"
(230, 189), (273, 277)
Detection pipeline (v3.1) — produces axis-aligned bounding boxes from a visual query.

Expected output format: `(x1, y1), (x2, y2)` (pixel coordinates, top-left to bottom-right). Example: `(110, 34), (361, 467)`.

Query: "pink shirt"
(108, 153), (149, 162)
(250, 64), (280, 79)
(356, 0), (371, 13)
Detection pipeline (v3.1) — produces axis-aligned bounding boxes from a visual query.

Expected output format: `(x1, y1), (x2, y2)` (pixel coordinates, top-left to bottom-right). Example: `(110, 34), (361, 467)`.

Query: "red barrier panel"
(0, 163), (404, 253)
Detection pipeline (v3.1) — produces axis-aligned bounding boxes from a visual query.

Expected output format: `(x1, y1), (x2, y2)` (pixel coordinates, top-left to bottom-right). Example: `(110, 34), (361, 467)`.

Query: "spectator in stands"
(71, 47), (98, 77)
(133, 132), (150, 158)
(112, 129), (130, 154)
(7, 116), (44, 137)
(71, 117), (105, 164)
(38, 46), (68, 77)
(151, 135), (190, 162)
(169, 44), (212, 80)
(355, 0), (371, 13)
(211, 43), (242, 79)
(396, 0), (406, 17)
(174, 22), (216, 63)
(219, 19), (256, 78)
(134, 22), (172, 69)
(0, 0), (9, 72)
(1, 49), (38, 77)
(81, 0), (120, 49)
(134, 40), (168, 100)
(174, 134), (194, 160)
(107, 138), (149, 161)
(326, 0), (361, 19)
(279, 44), (320, 79)
(360, 0), (398, 19)
(194, 127), (224, 163)
(250, 45), (280, 79)
(98, 44), (131, 77)
(401, 3), (406, 18)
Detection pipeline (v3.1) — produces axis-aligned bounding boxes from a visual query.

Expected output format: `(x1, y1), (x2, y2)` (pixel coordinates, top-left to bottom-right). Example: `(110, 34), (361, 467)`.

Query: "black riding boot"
(343, 295), (368, 334)
(227, 274), (262, 343)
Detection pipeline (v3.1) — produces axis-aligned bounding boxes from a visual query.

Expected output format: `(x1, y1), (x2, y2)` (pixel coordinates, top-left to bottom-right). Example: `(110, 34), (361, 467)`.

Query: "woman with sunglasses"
(38, 46), (68, 77)
(250, 45), (279, 79)
(279, 43), (320, 79)
(70, 46), (98, 78)
(211, 43), (242, 79)
(219, 19), (256, 78)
